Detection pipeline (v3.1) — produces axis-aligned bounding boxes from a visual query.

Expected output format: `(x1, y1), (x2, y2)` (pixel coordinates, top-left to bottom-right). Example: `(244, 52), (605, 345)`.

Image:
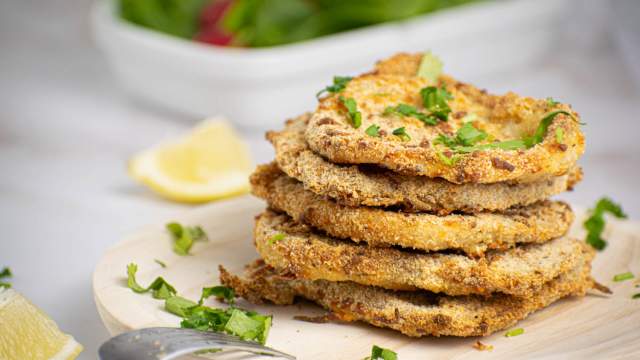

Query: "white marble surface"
(1, 0), (639, 358)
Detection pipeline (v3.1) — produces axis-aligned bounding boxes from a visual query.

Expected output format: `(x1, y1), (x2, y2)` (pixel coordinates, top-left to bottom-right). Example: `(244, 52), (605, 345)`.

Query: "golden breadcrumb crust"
(250, 165), (574, 255)
(254, 210), (591, 297)
(219, 256), (595, 337)
(268, 114), (582, 214)
(305, 53), (585, 184)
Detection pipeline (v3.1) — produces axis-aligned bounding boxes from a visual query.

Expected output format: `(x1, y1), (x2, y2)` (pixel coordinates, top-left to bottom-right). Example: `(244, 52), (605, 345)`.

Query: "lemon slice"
(129, 118), (253, 203)
(0, 288), (83, 360)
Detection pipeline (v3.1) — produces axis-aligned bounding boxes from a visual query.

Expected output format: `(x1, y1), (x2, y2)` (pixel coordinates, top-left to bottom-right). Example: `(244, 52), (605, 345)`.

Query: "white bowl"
(92, 0), (570, 130)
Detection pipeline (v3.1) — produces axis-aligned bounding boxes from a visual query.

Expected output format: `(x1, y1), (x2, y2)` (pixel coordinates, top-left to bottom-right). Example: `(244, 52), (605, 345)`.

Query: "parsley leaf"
(126, 263), (177, 300)
(420, 86), (453, 122)
(613, 272), (634, 282)
(417, 51), (443, 83)
(365, 124), (381, 137)
(154, 259), (167, 268)
(555, 128), (564, 144)
(505, 328), (524, 337)
(366, 345), (397, 360)
(200, 285), (235, 305)
(584, 197), (627, 250)
(546, 97), (560, 106)
(317, 76), (352, 98)
(392, 127), (411, 141)
(436, 149), (460, 166)
(523, 110), (572, 148)
(339, 96), (362, 128)
(165, 296), (198, 317)
(166, 222), (207, 256)
(384, 103), (438, 126)
(0, 267), (12, 289)
(268, 233), (285, 245)
(169, 299), (272, 345)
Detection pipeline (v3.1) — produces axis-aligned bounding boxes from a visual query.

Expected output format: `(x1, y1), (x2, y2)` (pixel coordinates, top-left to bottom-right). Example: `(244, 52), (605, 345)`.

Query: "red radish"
(194, 0), (235, 46)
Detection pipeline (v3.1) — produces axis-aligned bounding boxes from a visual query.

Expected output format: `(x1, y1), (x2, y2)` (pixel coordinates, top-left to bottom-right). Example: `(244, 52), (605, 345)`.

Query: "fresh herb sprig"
(339, 96), (362, 128)
(317, 76), (352, 98)
(383, 86), (453, 126)
(365, 345), (397, 360)
(166, 222), (208, 255)
(126, 263), (177, 300)
(0, 267), (12, 289)
(584, 198), (627, 250)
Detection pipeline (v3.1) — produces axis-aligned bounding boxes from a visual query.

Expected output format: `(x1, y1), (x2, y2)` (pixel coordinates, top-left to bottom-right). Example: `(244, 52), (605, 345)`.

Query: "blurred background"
(1, 0), (639, 358)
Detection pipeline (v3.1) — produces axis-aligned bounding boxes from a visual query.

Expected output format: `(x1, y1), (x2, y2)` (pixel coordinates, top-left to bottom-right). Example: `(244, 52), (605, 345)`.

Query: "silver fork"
(98, 327), (296, 360)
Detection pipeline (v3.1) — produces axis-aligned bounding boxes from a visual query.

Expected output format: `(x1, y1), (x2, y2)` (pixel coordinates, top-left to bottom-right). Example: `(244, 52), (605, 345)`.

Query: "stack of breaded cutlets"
(220, 53), (600, 337)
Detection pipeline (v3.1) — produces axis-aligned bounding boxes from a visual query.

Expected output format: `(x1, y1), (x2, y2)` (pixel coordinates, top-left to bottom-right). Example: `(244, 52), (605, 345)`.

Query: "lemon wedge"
(0, 288), (83, 360)
(129, 118), (252, 203)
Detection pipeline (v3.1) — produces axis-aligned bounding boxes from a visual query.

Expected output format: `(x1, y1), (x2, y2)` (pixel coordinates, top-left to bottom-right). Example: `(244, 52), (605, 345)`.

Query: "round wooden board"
(93, 196), (640, 359)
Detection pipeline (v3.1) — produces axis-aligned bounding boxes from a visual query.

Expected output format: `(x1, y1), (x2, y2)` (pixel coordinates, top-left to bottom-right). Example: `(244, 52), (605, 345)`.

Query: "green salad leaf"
(119, 0), (210, 38)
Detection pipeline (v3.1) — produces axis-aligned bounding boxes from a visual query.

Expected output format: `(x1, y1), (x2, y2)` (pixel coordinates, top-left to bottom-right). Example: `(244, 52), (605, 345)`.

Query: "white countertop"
(1, 1), (639, 358)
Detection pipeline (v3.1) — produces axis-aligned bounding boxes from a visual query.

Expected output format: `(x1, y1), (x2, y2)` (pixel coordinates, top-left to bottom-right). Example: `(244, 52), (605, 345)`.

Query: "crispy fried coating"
(250, 165), (574, 255)
(253, 210), (590, 296)
(219, 256), (595, 337)
(267, 114), (582, 214)
(305, 53), (585, 184)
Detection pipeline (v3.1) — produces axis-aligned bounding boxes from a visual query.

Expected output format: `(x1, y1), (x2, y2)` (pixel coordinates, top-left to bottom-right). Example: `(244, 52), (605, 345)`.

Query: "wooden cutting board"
(93, 196), (640, 359)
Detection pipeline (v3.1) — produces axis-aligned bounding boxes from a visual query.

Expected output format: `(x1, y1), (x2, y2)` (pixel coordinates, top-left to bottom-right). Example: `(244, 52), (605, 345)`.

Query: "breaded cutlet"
(268, 114), (582, 214)
(251, 164), (574, 256)
(305, 53), (584, 184)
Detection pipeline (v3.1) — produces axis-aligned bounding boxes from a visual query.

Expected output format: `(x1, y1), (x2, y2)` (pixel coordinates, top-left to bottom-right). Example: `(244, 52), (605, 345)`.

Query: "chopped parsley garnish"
(435, 111), (573, 155)
(125, 265), (271, 344)
(0, 267), (12, 289)
(584, 197), (627, 250)
(126, 263), (177, 300)
(384, 103), (438, 126)
(392, 127), (411, 141)
(555, 128), (564, 144)
(546, 97), (560, 106)
(420, 86), (453, 122)
(166, 222), (207, 256)
(316, 76), (352, 98)
(522, 110), (572, 148)
(505, 328), (524, 337)
(268, 233), (285, 245)
(339, 96), (362, 128)
(436, 149), (460, 166)
(366, 345), (397, 360)
(365, 124), (381, 137)
(613, 272), (634, 282)
(200, 285), (235, 305)
(417, 51), (443, 83)
(166, 295), (272, 345)
(154, 259), (167, 268)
